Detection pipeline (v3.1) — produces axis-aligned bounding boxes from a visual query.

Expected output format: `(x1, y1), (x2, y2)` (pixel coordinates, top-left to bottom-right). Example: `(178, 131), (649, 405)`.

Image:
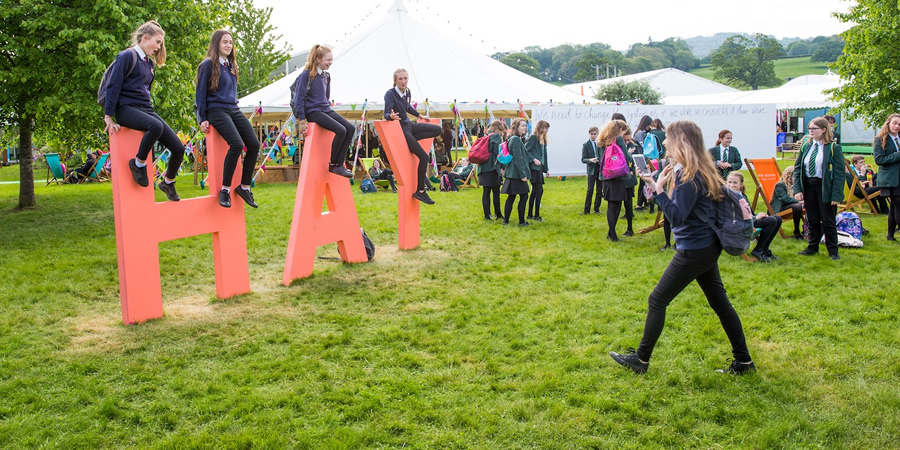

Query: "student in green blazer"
(708, 129), (743, 179)
(792, 116), (845, 259)
(501, 118), (531, 226)
(582, 126), (602, 214)
(526, 120), (550, 221)
(873, 113), (900, 240)
(598, 120), (635, 240)
(648, 118), (667, 160)
(479, 121), (507, 220)
(771, 166), (804, 239)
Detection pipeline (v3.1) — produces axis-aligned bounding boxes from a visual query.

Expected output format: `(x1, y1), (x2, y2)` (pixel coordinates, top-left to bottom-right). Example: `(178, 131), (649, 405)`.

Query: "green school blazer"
(504, 136), (530, 180)
(708, 145), (743, 179)
(873, 135), (900, 188)
(770, 181), (798, 213)
(792, 141), (845, 204)
(582, 139), (600, 176)
(525, 135), (549, 173)
(478, 132), (502, 174)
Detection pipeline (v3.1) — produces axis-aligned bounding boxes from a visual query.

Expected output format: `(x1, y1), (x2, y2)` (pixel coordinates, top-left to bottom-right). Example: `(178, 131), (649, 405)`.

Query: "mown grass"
(690, 56), (832, 89)
(1, 161), (899, 448)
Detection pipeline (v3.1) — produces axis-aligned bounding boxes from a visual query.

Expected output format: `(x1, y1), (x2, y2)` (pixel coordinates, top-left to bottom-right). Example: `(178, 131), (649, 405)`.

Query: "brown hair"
(132, 20), (166, 66)
(876, 113), (900, 148)
(303, 44), (332, 82)
(809, 117), (834, 144)
(597, 120), (628, 148)
(726, 172), (746, 194)
(508, 118), (527, 139)
(650, 118), (665, 130)
(780, 166), (794, 196)
(533, 120), (550, 145)
(489, 120), (508, 135)
(198, 30), (238, 92)
(611, 113), (627, 123)
(850, 155), (865, 165)
(715, 129), (732, 146)
(588, 126), (599, 134)
(665, 121), (724, 201)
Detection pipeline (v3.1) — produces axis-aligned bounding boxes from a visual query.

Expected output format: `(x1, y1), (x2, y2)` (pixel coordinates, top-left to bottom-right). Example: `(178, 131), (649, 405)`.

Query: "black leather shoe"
(158, 181), (180, 201)
(235, 186), (258, 208)
(888, 235), (897, 242)
(412, 190), (435, 205)
(129, 158), (149, 187)
(218, 189), (231, 208)
(829, 253), (840, 261)
(624, 230), (634, 237)
(328, 165), (352, 178)
(485, 215), (494, 220)
(750, 249), (768, 262)
(534, 216), (543, 222)
(518, 222), (530, 227)
(798, 248), (818, 256)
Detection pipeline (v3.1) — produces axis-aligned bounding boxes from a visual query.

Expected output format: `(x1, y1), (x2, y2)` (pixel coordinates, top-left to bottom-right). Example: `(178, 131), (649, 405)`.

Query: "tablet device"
(633, 154), (650, 175)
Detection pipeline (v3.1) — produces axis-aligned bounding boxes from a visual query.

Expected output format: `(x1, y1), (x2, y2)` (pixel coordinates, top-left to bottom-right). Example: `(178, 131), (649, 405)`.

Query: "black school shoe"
(235, 186), (258, 208)
(158, 181), (180, 201)
(128, 158), (149, 187)
(412, 190), (435, 205)
(218, 189), (231, 208)
(328, 164), (352, 178)
(798, 248), (818, 256)
(609, 348), (648, 374)
(716, 359), (756, 375)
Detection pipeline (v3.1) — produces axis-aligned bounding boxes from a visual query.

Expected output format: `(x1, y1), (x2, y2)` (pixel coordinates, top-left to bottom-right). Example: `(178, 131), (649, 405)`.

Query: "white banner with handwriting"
(531, 104), (776, 176)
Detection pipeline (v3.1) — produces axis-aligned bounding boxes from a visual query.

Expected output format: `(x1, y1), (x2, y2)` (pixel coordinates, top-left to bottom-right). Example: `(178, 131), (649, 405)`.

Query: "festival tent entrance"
(562, 68), (740, 100)
(239, 0), (591, 122)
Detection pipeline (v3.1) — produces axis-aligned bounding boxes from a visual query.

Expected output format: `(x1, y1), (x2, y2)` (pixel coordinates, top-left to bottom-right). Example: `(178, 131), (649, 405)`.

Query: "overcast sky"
(252, 0), (853, 56)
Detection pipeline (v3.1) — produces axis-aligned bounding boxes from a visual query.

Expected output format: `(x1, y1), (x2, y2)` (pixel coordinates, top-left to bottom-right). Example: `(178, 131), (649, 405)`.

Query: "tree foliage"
(229, 0), (291, 97)
(810, 39), (844, 63)
(595, 80), (663, 105)
(500, 53), (540, 78)
(710, 33), (784, 90)
(828, 0), (900, 127)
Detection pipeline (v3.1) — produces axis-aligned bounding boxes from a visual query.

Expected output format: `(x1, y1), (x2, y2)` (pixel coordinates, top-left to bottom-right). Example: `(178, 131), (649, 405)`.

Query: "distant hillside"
(688, 56), (832, 90)
(684, 33), (804, 58)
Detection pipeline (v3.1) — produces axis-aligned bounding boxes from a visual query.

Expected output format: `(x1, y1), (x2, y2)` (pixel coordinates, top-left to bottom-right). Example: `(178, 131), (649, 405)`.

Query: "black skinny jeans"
(887, 196), (900, 237)
(115, 105), (185, 180)
(401, 121), (441, 191)
(374, 169), (397, 190)
(637, 243), (752, 363)
(802, 177), (838, 255)
(504, 193), (528, 224)
(780, 203), (804, 234)
(528, 172), (544, 217)
(753, 215), (782, 254)
(483, 186), (501, 219)
(307, 110), (355, 166)
(207, 107), (260, 187)
(584, 174), (602, 213)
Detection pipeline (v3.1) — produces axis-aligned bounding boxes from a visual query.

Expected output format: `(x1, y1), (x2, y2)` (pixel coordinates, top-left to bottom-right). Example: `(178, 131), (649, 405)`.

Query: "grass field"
(1, 163), (899, 447)
(690, 56), (832, 90)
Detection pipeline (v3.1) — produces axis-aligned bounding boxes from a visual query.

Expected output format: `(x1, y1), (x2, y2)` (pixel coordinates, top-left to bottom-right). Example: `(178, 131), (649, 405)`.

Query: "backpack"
(360, 178), (377, 193)
(696, 187), (755, 256)
(497, 140), (512, 165)
(468, 133), (492, 164)
(290, 70), (329, 119)
(362, 228), (375, 261)
(835, 212), (863, 239)
(439, 173), (452, 191)
(601, 141), (630, 180)
(97, 48), (139, 106)
(642, 132), (661, 160)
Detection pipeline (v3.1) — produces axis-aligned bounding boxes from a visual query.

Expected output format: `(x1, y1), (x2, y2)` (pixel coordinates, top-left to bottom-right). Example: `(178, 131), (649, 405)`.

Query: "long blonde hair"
(132, 20), (166, 66)
(665, 120), (724, 201)
(597, 120), (627, 148)
(303, 44), (332, 82)
(876, 113), (900, 148)
(780, 166), (794, 196)
(533, 120), (550, 144)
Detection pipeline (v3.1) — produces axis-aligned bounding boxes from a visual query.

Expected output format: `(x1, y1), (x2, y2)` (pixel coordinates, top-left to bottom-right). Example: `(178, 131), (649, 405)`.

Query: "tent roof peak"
(388, 0), (407, 13)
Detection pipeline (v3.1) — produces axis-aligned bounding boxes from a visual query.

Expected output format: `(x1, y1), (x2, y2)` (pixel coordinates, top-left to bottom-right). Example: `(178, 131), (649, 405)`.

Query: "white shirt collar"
(813, 139), (825, 148)
(316, 67), (323, 75)
(219, 56), (227, 65)
(133, 45), (147, 60)
(395, 86), (407, 97)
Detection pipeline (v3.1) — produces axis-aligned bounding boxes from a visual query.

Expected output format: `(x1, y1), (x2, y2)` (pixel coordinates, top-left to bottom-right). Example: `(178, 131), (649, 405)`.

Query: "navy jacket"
(104, 48), (155, 116)
(383, 88), (420, 125)
(291, 70), (331, 121)
(195, 58), (239, 123)
(655, 171), (718, 250)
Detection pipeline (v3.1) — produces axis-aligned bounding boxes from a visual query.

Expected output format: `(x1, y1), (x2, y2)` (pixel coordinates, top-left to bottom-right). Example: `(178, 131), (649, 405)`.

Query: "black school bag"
(97, 48), (139, 106)
(696, 187), (754, 256)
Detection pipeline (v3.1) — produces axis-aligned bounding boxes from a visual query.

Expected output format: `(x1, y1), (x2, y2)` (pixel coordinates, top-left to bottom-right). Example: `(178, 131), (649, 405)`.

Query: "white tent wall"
(532, 104), (775, 177)
(841, 115), (877, 144)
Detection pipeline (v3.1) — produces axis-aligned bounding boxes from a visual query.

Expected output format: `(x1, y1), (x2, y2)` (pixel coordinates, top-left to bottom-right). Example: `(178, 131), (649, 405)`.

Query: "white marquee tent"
(563, 68), (739, 100)
(239, 0), (591, 121)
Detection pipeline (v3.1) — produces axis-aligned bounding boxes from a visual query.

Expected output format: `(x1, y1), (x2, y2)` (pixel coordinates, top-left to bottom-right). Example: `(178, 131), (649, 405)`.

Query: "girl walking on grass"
(526, 120), (550, 222)
(479, 121), (507, 220)
(501, 118), (530, 226)
(610, 120), (755, 375)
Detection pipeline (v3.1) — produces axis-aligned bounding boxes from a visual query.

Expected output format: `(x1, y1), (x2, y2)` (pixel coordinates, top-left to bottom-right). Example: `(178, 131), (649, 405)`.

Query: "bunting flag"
(259, 163), (266, 174)
(351, 103), (357, 111)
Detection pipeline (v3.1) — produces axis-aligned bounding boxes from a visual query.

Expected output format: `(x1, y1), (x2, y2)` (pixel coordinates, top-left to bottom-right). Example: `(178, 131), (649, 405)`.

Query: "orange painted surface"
(283, 123), (367, 285)
(750, 158), (782, 200)
(111, 127), (250, 325)
(373, 118), (439, 250)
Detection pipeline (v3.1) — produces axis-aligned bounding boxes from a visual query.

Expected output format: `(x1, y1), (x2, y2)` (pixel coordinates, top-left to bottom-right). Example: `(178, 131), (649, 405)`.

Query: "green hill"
(689, 56), (832, 90)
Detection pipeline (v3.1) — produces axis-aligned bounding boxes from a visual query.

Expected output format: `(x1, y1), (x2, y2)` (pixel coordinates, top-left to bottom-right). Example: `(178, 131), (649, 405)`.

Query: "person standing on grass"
(291, 45), (355, 180)
(727, 172), (782, 262)
(708, 129), (742, 180)
(621, 128), (638, 235)
(526, 120), (550, 222)
(610, 120), (755, 375)
(384, 68), (441, 205)
(874, 113), (900, 241)
(102, 20), (185, 202)
(196, 30), (260, 209)
(633, 115), (653, 212)
(479, 121), (506, 220)
(793, 116), (845, 260)
(597, 120), (634, 241)
(582, 126), (603, 215)
(771, 166), (804, 240)
(501, 118), (530, 226)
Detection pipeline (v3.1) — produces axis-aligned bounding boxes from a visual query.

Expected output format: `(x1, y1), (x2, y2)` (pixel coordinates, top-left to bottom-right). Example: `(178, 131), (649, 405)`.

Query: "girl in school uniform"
(873, 113), (900, 241)
(633, 115), (653, 212)
(597, 120), (634, 241)
(708, 129), (743, 180)
(621, 128), (638, 235)
(501, 118), (531, 226)
(610, 120), (755, 375)
(727, 172), (783, 262)
(525, 120), (550, 222)
(479, 121), (507, 220)
(291, 45), (354, 179)
(195, 30), (261, 208)
(792, 116), (845, 260)
(102, 20), (184, 201)
(771, 166), (804, 239)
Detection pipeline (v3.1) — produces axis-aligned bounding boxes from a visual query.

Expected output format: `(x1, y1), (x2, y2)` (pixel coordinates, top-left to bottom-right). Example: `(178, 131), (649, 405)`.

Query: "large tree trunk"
(18, 114), (35, 209)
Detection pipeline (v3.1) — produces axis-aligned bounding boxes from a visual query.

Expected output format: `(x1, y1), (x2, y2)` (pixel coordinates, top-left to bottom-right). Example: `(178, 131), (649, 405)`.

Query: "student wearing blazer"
(708, 129), (743, 180)
(598, 120), (635, 241)
(479, 121), (507, 220)
(770, 166), (804, 239)
(526, 120), (550, 222)
(196, 30), (261, 209)
(792, 117), (845, 260)
(873, 113), (900, 241)
(501, 118), (531, 226)
(728, 172), (782, 262)
(103, 20), (185, 202)
(634, 116), (654, 212)
(648, 118), (667, 160)
(581, 127), (602, 214)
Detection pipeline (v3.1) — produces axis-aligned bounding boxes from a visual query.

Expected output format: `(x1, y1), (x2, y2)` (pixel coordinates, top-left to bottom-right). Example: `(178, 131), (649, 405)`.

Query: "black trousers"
(529, 175), (544, 217)
(584, 173), (602, 213)
(483, 186), (501, 218)
(663, 216), (672, 246)
(207, 107), (260, 187)
(637, 243), (751, 363)
(887, 196), (900, 237)
(115, 105), (184, 180)
(401, 121), (441, 191)
(441, 171), (465, 191)
(802, 177), (838, 255)
(504, 193), (528, 224)
(375, 169), (397, 190)
(307, 110), (355, 166)
(780, 203), (804, 234)
(854, 186), (889, 214)
(753, 215), (782, 254)
(636, 179), (648, 208)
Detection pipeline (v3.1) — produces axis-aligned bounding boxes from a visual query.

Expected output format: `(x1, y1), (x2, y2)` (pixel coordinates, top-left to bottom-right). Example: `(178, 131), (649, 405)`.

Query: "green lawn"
(1, 164), (898, 447)
(690, 56), (833, 90)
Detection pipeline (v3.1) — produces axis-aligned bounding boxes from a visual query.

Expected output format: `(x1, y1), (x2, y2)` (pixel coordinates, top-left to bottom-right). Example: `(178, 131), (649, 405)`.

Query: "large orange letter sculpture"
(373, 118), (440, 250)
(283, 124), (368, 285)
(111, 127), (250, 324)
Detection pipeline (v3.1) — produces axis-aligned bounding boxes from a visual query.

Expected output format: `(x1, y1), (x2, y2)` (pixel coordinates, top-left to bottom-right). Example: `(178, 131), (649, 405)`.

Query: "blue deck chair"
(44, 153), (72, 185)
(86, 152), (110, 182)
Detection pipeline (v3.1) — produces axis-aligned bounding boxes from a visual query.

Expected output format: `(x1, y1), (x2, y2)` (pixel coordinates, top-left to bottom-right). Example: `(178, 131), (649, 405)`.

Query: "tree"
(810, 39), (844, 63)
(229, 0), (291, 96)
(500, 53), (540, 78)
(828, 0), (900, 127)
(710, 33), (784, 90)
(787, 41), (810, 56)
(673, 50), (698, 71)
(595, 80), (663, 105)
(574, 52), (607, 81)
(0, 0), (226, 208)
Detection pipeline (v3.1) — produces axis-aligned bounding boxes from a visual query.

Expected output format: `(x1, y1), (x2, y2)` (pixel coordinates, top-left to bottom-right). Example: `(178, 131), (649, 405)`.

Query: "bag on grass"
(440, 173), (452, 191)
(360, 178), (377, 193)
(835, 212), (863, 239)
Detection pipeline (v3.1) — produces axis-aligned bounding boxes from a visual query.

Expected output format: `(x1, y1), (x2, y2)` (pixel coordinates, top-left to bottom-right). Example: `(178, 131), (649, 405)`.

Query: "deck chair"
(44, 153), (73, 185)
(358, 157), (392, 190)
(839, 158), (880, 215)
(638, 210), (665, 234)
(744, 157), (805, 239)
(447, 159), (478, 188)
(85, 152), (110, 182)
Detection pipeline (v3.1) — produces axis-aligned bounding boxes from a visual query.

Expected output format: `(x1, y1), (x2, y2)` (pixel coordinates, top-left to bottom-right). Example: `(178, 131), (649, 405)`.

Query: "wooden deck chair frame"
(744, 157), (805, 239)
(357, 157), (391, 190)
(67, 153), (106, 184)
(639, 210), (665, 234)
(447, 159), (479, 188)
(86, 152), (110, 183)
(43, 153), (73, 185)
(839, 158), (880, 215)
